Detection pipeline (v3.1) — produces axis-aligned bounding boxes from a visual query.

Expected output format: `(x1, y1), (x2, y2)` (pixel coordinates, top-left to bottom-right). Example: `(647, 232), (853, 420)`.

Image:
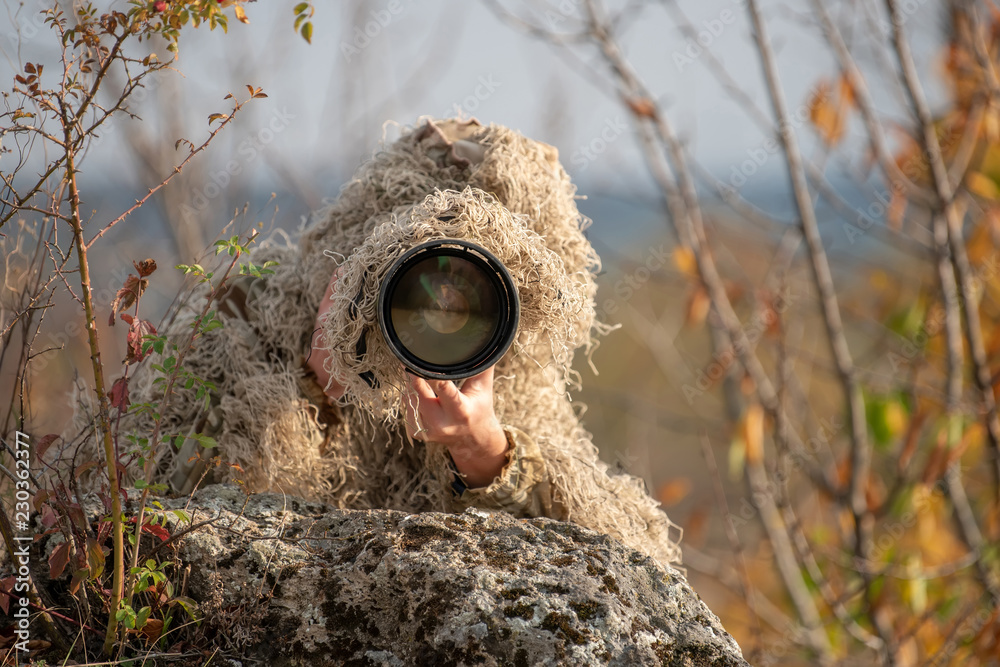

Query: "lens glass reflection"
(389, 254), (500, 366)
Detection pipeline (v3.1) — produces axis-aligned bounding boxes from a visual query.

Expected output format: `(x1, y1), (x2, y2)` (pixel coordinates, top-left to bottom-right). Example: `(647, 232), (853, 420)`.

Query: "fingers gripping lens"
(378, 239), (519, 380)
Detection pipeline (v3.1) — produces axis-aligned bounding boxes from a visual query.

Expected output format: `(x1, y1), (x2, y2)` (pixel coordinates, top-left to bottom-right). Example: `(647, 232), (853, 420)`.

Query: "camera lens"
(378, 240), (519, 380)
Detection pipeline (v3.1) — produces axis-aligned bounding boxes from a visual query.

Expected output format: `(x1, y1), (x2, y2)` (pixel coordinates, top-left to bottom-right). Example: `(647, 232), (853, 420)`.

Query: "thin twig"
(885, 0), (1000, 505)
(85, 94), (254, 249)
(699, 431), (764, 659)
(810, 0), (934, 205)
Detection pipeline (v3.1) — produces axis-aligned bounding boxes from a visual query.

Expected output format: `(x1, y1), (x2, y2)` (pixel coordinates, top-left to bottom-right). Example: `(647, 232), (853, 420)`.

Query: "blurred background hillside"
(3, 1), (999, 665)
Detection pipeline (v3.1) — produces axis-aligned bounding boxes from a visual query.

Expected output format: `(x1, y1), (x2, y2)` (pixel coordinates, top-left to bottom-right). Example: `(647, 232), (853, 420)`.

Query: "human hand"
(307, 266), (346, 401)
(404, 365), (509, 488)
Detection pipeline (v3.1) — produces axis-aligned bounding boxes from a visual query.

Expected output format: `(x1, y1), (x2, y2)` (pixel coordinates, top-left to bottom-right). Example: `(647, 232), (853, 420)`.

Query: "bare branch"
(885, 0), (1000, 503)
(85, 93), (255, 249)
(810, 0), (934, 206)
(745, 0), (874, 572)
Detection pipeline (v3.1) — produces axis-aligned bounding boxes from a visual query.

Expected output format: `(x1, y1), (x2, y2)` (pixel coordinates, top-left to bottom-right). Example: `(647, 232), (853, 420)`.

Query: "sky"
(1, 0), (947, 191)
(0, 0), (948, 262)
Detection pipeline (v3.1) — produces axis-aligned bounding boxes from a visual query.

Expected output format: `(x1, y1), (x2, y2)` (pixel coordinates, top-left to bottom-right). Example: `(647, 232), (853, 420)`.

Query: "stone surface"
(162, 486), (749, 666)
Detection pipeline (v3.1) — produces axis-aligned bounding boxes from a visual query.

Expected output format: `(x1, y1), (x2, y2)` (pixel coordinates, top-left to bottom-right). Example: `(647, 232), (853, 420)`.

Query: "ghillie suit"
(75, 119), (682, 566)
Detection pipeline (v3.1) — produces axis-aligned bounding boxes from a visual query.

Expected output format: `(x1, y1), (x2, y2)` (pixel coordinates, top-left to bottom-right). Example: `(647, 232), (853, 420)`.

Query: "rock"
(162, 486), (749, 666)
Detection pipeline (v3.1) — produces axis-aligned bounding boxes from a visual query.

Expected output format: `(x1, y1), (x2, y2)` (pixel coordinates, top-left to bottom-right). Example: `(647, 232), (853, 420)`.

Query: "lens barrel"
(377, 239), (519, 380)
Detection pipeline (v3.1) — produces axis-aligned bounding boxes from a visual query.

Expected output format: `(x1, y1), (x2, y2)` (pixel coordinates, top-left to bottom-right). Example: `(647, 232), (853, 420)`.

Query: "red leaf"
(142, 522), (171, 542)
(110, 377), (130, 412)
(35, 433), (59, 460)
(69, 568), (88, 595)
(67, 503), (87, 531)
(0, 576), (15, 614)
(40, 504), (58, 529)
(32, 488), (49, 512)
(74, 461), (97, 478)
(49, 541), (71, 579)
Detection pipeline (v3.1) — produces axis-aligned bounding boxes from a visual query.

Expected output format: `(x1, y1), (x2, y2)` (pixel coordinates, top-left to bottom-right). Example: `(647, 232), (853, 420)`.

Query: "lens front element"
(389, 255), (500, 366)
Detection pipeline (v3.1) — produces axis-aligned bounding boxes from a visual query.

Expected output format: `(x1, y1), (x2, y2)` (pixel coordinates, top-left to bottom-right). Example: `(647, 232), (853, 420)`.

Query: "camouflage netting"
(319, 187), (591, 418)
(68, 118), (682, 566)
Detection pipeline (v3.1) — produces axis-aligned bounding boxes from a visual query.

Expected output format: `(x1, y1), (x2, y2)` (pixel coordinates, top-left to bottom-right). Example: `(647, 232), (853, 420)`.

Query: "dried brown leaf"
(742, 403), (765, 465)
(685, 286), (711, 328)
(133, 258), (157, 277)
(109, 274), (148, 324)
(808, 80), (846, 147)
(624, 96), (657, 119)
(86, 537), (105, 580)
(125, 318), (157, 364)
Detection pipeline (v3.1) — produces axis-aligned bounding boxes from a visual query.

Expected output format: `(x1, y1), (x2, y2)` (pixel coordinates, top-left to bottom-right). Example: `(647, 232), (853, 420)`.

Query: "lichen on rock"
(162, 486), (749, 666)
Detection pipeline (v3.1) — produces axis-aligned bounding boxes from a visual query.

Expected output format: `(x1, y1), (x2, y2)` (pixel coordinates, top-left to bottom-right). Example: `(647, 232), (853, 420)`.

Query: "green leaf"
(865, 394), (908, 451)
(136, 606), (152, 629)
(134, 479), (149, 490)
(116, 605), (137, 628)
(171, 596), (201, 622)
(192, 434), (218, 449)
(300, 21), (312, 44)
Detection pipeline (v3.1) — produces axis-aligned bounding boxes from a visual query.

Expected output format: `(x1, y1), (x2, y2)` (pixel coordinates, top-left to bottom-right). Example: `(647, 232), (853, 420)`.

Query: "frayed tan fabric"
(72, 118), (681, 566)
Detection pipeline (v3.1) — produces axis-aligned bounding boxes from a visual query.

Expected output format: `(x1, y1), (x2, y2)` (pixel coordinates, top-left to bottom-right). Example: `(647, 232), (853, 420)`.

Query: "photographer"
(83, 118), (681, 567)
